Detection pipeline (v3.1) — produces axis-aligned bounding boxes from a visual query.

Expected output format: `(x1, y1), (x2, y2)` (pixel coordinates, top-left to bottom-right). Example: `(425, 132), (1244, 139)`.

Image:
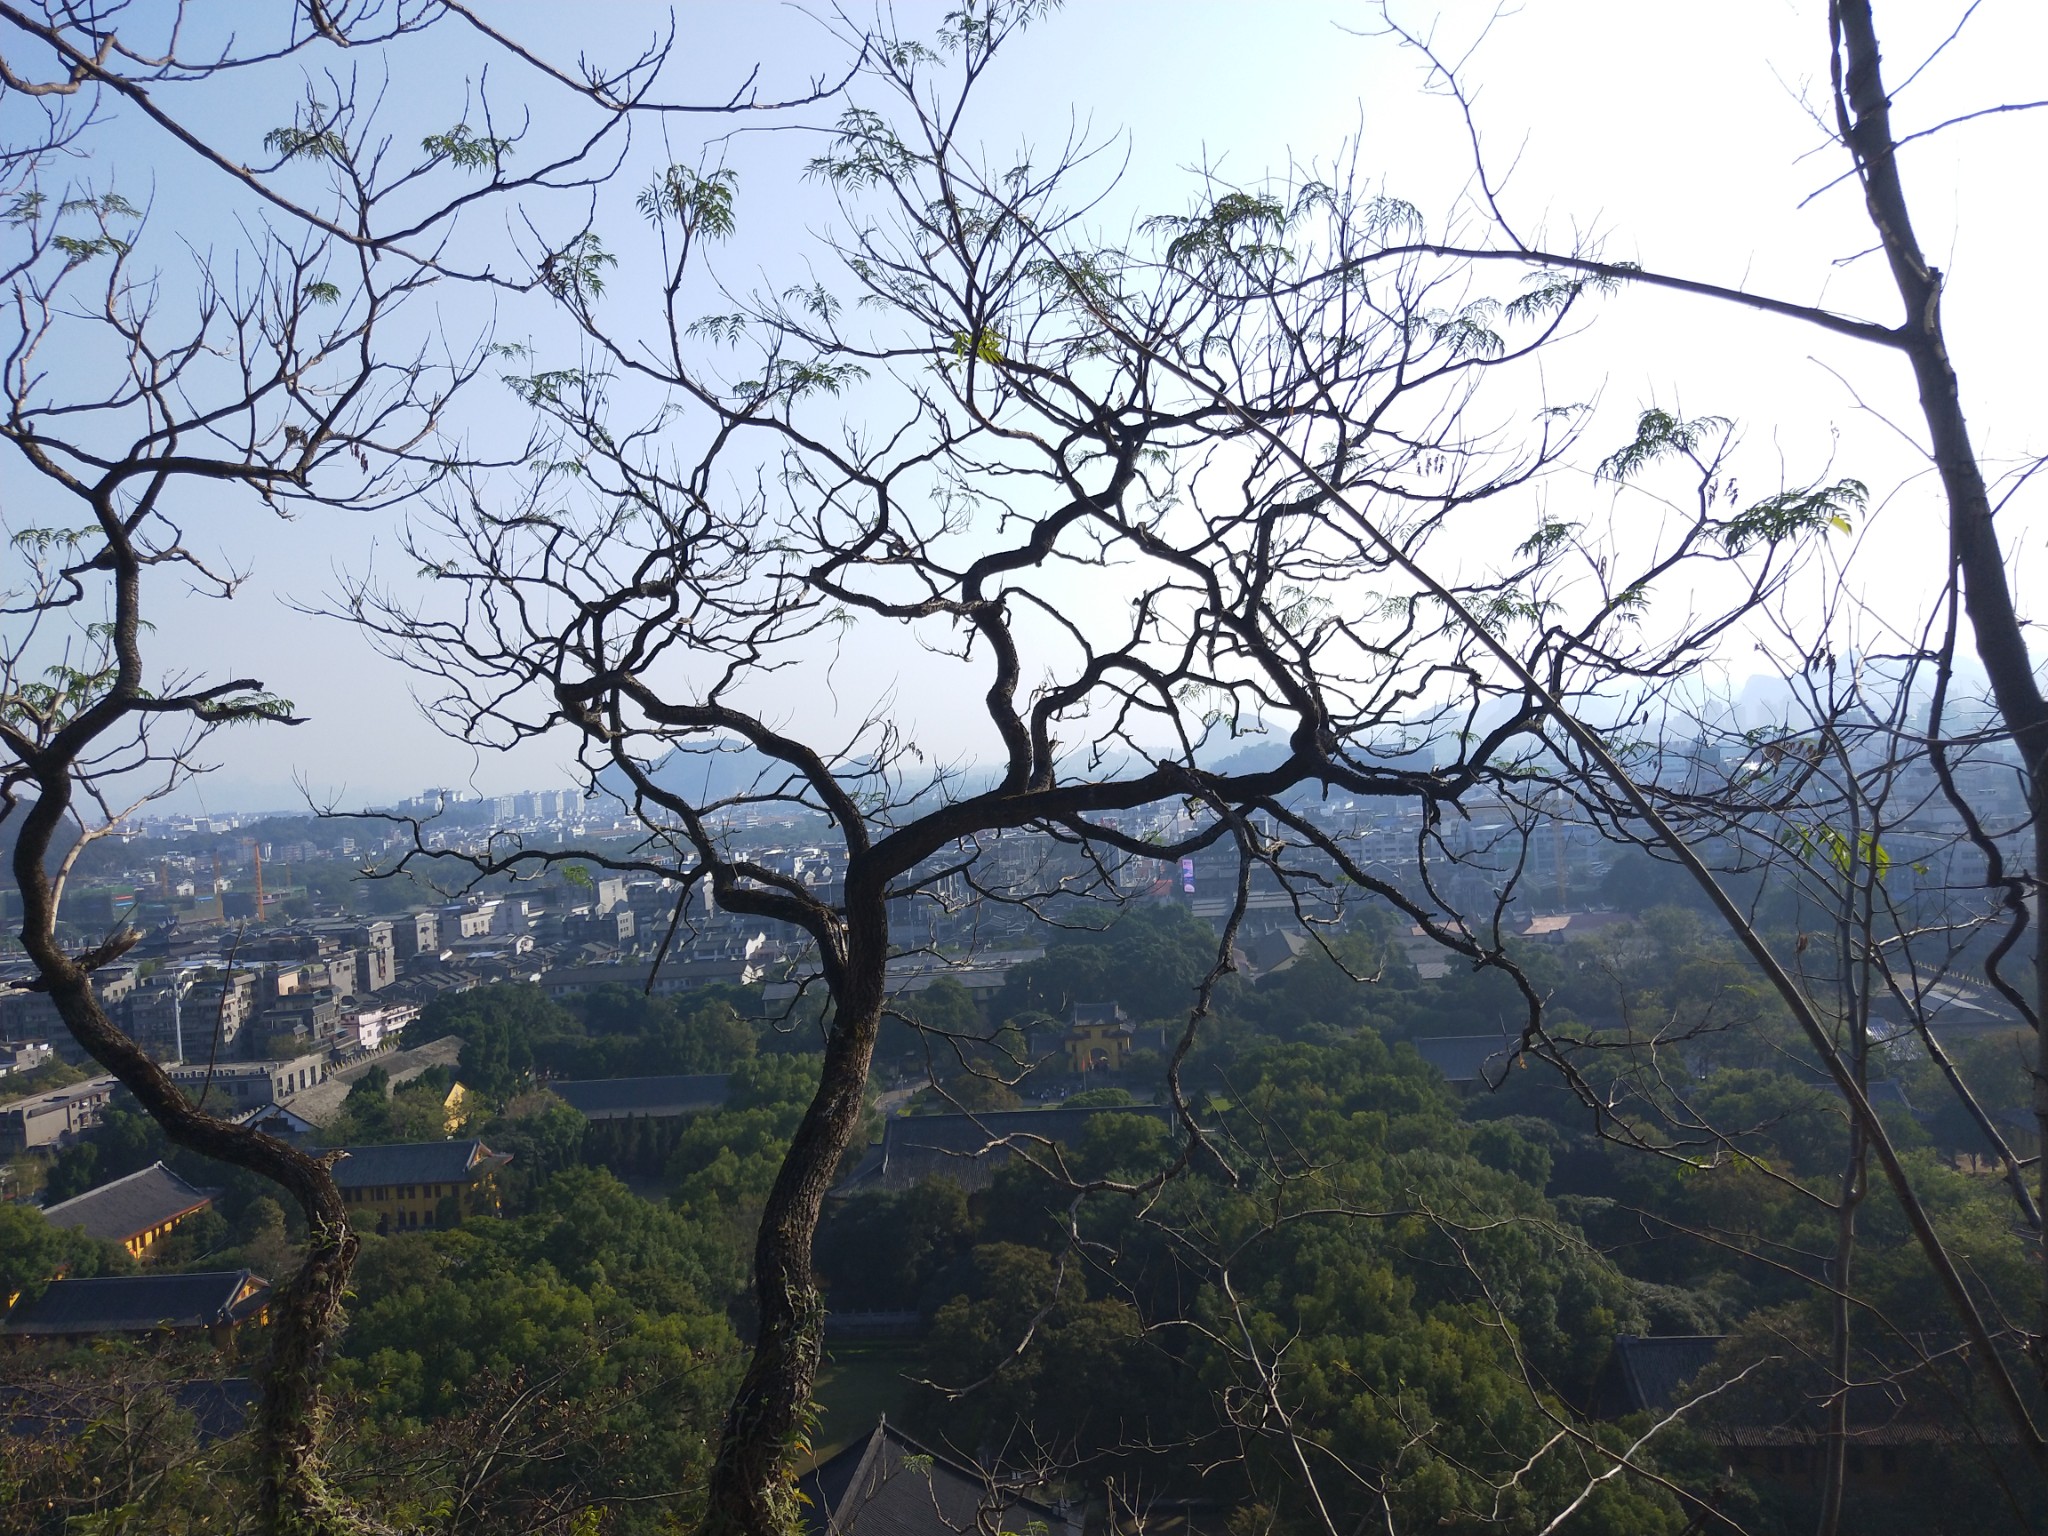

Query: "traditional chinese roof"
(0, 1378), (256, 1443)
(330, 1138), (508, 1189)
(1591, 1335), (1722, 1418)
(233, 1102), (322, 1139)
(2, 1270), (268, 1337)
(1070, 1002), (1128, 1027)
(834, 1104), (1174, 1195)
(550, 1073), (730, 1120)
(39, 1162), (213, 1245)
(1410, 1035), (1517, 1087)
(1589, 1334), (2016, 1446)
(801, 1418), (1075, 1536)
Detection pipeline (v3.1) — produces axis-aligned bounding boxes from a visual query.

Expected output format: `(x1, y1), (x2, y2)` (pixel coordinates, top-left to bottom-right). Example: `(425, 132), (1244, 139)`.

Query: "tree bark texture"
(1831, 0), (2048, 1384)
(12, 774), (366, 1535)
(702, 893), (889, 1536)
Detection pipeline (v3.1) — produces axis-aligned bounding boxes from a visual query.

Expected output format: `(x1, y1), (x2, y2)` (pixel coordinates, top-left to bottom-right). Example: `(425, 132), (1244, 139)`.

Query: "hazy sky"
(14, 1), (2045, 813)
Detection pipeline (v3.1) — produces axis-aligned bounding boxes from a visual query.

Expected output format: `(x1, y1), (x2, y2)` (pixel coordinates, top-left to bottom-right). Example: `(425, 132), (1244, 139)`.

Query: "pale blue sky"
(9, 2), (2043, 813)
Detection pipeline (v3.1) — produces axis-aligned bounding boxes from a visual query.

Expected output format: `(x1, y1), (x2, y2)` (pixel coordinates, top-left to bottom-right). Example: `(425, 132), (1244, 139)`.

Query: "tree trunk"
(702, 894), (888, 1536)
(1831, 0), (2048, 1382)
(1817, 732), (1874, 1536)
(12, 778), (365, 1535)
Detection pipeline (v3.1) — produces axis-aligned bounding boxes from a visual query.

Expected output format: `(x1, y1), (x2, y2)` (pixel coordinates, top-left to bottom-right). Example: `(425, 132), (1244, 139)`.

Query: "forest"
(7, 901), (2041, 1533)
(3, 2), (2045, 1534)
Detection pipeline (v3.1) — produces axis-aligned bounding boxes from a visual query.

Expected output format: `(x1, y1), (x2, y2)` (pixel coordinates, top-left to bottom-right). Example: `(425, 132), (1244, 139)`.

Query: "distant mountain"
(1198, 739), (1290, 777)
(596, 742), (990, 820)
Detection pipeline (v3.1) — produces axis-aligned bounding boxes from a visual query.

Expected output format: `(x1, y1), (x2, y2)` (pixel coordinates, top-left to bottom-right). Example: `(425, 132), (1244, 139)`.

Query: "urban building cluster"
(6, 741), (2024, 1165)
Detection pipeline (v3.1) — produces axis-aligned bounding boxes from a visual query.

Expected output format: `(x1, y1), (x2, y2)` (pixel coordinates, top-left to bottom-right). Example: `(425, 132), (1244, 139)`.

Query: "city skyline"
(75, 0), (2043, 815)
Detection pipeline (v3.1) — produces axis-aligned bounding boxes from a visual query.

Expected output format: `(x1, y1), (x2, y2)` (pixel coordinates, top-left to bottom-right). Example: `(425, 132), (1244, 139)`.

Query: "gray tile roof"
(331, 1139), (508, 1189)
(1071, 1002), (1128, 1026)
(1590, 1333), (2012, 1447)
(835, 1105), (1175, 1195)
(288, 1034), (467, 1130)
(1410, 1034), (1517, 1086)
(280, 1076), (353, 1127)
(551, 1074), (730, 1119)
(377, 1035), (464, 1086)
(802, 1418), (1074, 1536)
(1591, 1335), (1722, 1418)
(39, 1161), (214, 1244)
(2, 1270), (268, 1337)
(0, 1378), (255, 1443)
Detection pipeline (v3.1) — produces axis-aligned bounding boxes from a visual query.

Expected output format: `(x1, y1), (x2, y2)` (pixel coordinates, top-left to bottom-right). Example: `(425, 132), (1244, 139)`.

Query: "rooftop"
(801, 1418), (1076, 1536)
(551, 1074), (730, 1120)
(3, 1270), (269, 1337)
(0, 1378), (255, 1443)
(1590, 1335), (1722, 1418)
(331, 1138), (509, 1189)
(0, 1074), (116, 1116)
(836, 1104), (1175, 1196)
(1518, 911), (1635, 941)
(289, 1034), (466, 1128)
(1071, 1002), (1129, 1027)
(40, 1161), (214, 1244)
(1410, 1035), (1517, 1087)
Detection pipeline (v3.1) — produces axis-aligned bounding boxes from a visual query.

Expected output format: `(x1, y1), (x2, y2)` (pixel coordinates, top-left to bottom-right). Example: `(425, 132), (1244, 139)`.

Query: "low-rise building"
(833, 1104), (1177, 1196)
(40, 1162), (216, 1259)
(0, 1039), (54, 1077)
(332, 1139), (511, 1234)
(561, 906), (637, 947)
(1064, 1002), (1132, 1074)
(2, 1270), (269, 1346)
(233, 1101), (321, 1143)
(394, 909), (440, 959)
(799, 1418), (1079, 1536)
(762, 948), (1035, 1010)
(178, 969), (258, 1053)
(162, 1051), (331, 1110)
(304, 919), (397, 993)
(549, 955), (764, 999)
(345, 1003), (418, 1053)
(0, 1377), (257, 1443)
(1396, 925), (1452, 981)
(254, 989), (342, 1056)
(439, 900), (498, 941)
(0, 967), (135, 1062)
(1590, 1333), (1972, 1492)
(1410, 1035), (1518, 1094)
(122, 972), (201, 1061)
(551, 1074), (730, 1121)
(0, 1075), (117, 1153)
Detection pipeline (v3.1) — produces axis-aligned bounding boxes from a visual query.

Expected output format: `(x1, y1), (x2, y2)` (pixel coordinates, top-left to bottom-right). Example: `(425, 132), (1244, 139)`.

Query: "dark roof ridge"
(41, 1159), (212, 1215)
(24, 1265), (257, 1292)
(552, 1072), (728, 1087)
(868, 1416), (1066, 1518)
(879, 1102), (1172, 1152)
(831, 1417), (894, 1534)
(39, 1161), (217, 1243)
(3, 1268), (269, 1336)
(812, 1414), (1067, 1535)
(329, 1138), (504, 1189)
